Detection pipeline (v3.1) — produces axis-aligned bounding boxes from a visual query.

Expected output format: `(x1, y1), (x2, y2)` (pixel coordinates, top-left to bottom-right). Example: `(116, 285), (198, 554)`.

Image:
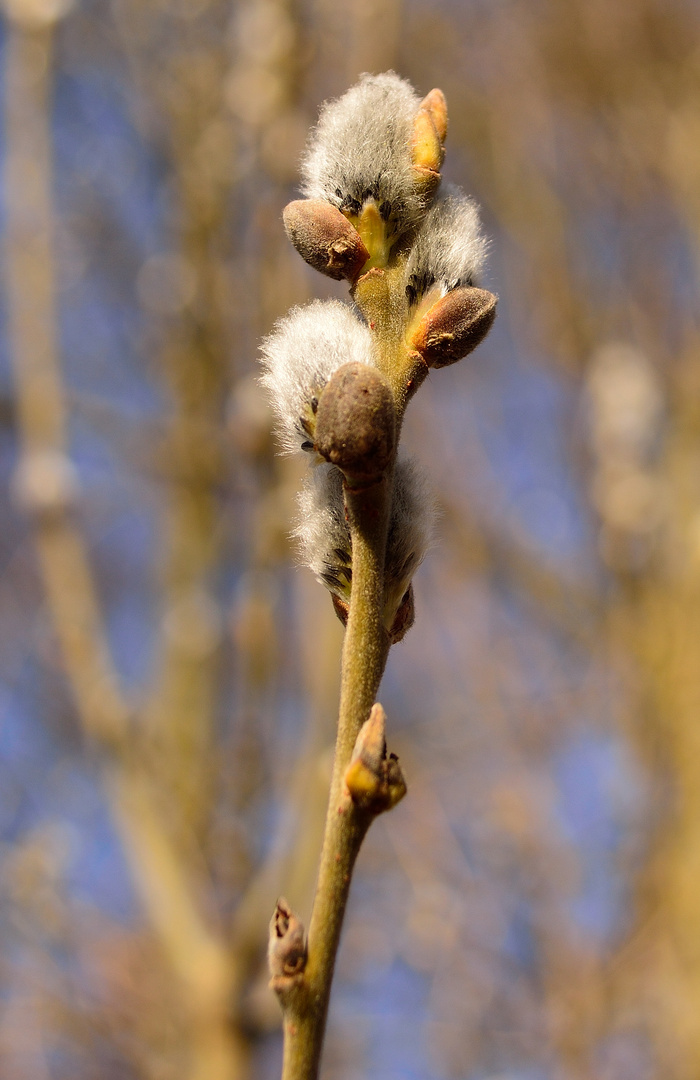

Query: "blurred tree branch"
(3, 6), (247, 1078)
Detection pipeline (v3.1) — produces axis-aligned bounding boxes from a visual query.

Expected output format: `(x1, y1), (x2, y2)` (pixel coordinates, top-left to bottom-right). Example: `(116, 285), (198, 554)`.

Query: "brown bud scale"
(314, 362), (396, 483)
(268, 897), (307, 981)
(331, 592), (350, 627)
(410, 287), (497, 368)
(389, 584), (415, 644)
(283, 199), (370, 281)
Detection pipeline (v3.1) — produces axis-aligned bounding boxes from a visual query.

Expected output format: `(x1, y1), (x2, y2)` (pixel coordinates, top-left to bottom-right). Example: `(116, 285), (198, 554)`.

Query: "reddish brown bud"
(283, 199), (370, 281)
(268, 897), (307, 985)
(314, 362), (396, 484)
(331, 592), (350, 628)
(388, 584), (415, 644)
(409, 286), (497, 368)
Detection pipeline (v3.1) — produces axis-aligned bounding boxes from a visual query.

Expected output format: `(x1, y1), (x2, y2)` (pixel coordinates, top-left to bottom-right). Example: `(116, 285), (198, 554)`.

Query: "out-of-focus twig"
(2, 8), (244, 1079)
(3, 6), (129, 748)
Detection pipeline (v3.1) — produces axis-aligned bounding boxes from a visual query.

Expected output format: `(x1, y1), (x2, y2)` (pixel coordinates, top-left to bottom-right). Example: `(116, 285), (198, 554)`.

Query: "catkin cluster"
(260, 72), (496, 641)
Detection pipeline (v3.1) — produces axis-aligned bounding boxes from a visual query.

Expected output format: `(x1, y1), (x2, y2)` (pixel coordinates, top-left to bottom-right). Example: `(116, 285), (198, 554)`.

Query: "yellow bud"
(345, 758), (382, 806)
(411, 109), (443, 192)
(344, 704), (407, 815)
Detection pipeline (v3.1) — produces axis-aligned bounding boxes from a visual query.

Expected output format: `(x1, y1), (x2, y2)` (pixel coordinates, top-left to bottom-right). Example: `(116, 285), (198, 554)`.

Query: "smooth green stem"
(335, 477), (393, 769)
(351, 265), (429, 427)
(280, 474), (392, 1080)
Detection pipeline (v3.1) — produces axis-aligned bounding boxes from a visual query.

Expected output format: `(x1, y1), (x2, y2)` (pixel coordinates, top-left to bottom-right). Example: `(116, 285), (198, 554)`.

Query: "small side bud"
(420, 88), (448, 145)
(409, 286), (497, 368)
(331, 592), (350, 628)
(283, 199), (370, 282)
(388, 584), (415, 644)
(314, 362), (396, 484)
(352, 703), (387, 775)
(411, 107), (443, 192)
(345, 703), (407, 815)
(268, 898), (307, 991)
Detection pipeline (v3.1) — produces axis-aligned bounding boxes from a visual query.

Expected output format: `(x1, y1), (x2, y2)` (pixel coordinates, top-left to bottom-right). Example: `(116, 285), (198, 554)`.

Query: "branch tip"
(419, 88), (448, 145)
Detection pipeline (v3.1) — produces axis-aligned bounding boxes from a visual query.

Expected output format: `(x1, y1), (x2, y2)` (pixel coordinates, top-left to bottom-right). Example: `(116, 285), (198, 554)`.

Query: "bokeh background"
(1, 0), (699, 1077)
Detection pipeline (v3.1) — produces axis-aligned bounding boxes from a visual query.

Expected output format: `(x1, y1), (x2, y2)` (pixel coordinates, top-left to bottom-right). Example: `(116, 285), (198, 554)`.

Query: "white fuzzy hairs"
(294, 463), (351, 598)
(405, 188), (488, 303)
(261, 73), (490, 627)
(259, 299), (377, 455)
(300, 72), (427, 241)
(295, 458), (435, 616)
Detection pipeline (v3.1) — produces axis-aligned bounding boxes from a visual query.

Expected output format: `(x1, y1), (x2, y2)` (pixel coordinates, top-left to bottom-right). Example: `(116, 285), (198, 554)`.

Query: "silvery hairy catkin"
(403, 188), (496, 368)
(260, 72), (496, 636)
(294, 457), (434, 641)
(300, 73), (428, 242)
(264, 75), (496, 1079)
(259, 299), (376, 456)
(405, 187), (488, 302)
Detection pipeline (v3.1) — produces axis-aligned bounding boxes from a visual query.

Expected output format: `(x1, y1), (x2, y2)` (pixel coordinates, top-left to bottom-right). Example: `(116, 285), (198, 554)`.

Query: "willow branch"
(277, 471), (393, 1080)
(264, 354), (399, 1076)
(267, 69), (497, 1080)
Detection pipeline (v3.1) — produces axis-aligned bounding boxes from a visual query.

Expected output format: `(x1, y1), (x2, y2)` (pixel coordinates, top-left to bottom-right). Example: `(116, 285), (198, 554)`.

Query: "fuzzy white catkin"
(300, 72), (425, 240)
(259, 299), (377, 455)
(405, 188), (488, 302)
(384, 456), (436, 618)
(295, 464), (351, 597)
(295, 457), (435, 618)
